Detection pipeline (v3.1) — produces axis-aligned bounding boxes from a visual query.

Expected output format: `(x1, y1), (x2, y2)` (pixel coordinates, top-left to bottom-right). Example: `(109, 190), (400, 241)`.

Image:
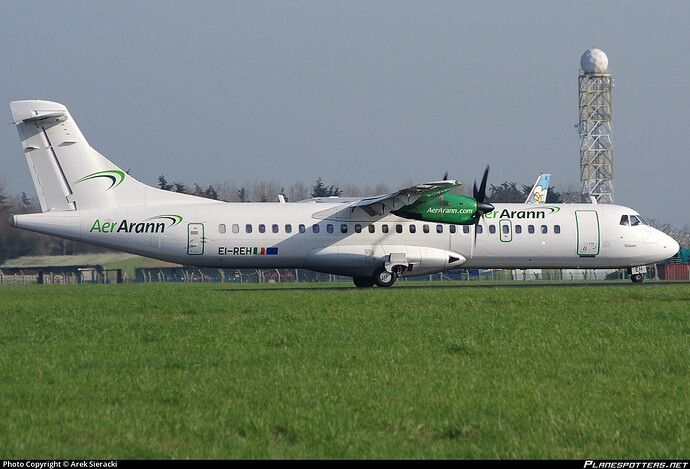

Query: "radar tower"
(578, 48), (614, 203)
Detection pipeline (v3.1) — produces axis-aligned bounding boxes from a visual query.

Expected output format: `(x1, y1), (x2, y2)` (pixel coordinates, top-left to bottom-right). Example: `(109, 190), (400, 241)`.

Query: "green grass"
(0, 283), (688, 459)
(102, 256), (159, 280)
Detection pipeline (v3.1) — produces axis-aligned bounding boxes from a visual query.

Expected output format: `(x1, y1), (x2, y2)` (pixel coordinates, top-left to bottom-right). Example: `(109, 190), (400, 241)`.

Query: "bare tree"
(287, 181), (309, 201)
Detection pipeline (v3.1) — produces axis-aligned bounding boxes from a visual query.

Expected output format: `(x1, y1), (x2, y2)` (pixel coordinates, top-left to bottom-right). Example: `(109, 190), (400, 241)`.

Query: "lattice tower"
(578, 48), (614, 204)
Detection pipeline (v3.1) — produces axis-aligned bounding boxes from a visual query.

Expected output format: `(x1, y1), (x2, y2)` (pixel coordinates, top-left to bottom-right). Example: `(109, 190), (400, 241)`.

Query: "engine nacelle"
(393, 193), (478, 225)
(382, 245), (466, 277)
(305, 244), (466, 277)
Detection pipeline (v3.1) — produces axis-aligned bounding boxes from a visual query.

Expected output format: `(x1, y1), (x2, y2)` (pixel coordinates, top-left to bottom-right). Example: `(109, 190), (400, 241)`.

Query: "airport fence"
(3, 264), (688, 285)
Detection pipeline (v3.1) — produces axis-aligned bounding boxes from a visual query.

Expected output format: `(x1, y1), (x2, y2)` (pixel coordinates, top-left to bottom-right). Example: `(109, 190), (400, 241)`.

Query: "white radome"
(580, 48), (609, 74)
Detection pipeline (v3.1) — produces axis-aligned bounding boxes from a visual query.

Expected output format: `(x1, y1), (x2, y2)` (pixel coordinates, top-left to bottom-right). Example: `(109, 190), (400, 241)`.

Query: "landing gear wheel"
(353, 276), (375, 288)
(374, 267), (396, 288)
(631, 273), (644, 283)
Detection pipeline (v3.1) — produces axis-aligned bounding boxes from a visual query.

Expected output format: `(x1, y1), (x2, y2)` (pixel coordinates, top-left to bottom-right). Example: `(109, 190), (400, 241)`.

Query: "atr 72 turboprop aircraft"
(8, 100), (679, 286)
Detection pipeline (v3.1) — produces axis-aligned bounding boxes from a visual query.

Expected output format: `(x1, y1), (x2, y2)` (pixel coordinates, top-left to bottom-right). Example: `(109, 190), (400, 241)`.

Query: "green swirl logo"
(147, 214), (183, 227)
(74, 170), (126, 190)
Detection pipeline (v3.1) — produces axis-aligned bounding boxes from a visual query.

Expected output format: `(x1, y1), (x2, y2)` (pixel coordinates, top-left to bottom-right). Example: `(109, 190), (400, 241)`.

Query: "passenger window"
(541, 225), (548, 234)
(299, 224), (306, 233)
(620, 215), (629, 226)
(477, 225), (483, 234)
(327, 224), (334, 234)
(409, 225), (416, 233)
(423, 225), (430, 233)
(489, 225), (496, 234)
(355, 224), (362, 233)
(463, 226), (470, 234)
(369, 225), (375, 233)
(515, 225), (522, 234)
(259, 224), (266, 233)
(232, 224), (240, 234)
(245, 224), (252, 234)
(285, 224), (292, 234)
(341, 224), (348, 233)
(554, 225), (560, 234)
(272, 224), (279, 233)
(312, 224), (320, 234)
(396, 224), (403, 233)
(450, 225), (456, 234)
(436, 225), (443, 233)
(502, 224), (509, 234)
(528, 225), (535, 234)
(382, 224), (389, 234)
(218, 224), (226, 234)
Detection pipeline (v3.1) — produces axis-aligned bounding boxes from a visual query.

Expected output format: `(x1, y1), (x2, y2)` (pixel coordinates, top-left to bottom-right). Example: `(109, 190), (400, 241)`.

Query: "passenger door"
(575, 210), (600, 257)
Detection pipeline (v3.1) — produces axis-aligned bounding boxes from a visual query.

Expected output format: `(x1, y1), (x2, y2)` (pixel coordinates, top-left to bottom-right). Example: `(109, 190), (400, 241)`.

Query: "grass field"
(0, 282), (688, 459)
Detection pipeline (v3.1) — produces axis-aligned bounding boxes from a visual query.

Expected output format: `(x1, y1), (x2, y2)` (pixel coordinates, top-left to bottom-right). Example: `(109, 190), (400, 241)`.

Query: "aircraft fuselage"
(11, 200), (678, 279)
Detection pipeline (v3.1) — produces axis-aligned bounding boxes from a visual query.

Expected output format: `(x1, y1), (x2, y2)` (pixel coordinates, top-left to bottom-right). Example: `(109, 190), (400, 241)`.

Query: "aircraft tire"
(374, 267), (396, 288)
(353, 276), (375, 288)
(631, 273), (644, 283)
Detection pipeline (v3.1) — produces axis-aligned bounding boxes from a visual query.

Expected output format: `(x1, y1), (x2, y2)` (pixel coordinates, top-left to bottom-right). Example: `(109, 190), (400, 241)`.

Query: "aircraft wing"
(351, 180), (461, 217)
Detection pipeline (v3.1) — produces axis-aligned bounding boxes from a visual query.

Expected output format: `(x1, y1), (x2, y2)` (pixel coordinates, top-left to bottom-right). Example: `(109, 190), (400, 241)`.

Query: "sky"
(0, 1), (688, 227)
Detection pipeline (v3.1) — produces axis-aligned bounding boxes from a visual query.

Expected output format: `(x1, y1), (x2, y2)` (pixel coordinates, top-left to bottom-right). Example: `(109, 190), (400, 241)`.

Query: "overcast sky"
(1, 1), (688, 227)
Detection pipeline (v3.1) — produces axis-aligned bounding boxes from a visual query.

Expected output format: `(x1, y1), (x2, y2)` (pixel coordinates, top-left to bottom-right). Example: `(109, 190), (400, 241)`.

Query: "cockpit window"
(622, 214), (649, 226)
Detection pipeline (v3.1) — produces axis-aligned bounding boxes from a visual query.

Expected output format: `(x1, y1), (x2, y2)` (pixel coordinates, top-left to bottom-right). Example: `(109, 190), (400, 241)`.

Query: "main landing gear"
(353, 266), (404, 288)
(352, 276), (376, 288)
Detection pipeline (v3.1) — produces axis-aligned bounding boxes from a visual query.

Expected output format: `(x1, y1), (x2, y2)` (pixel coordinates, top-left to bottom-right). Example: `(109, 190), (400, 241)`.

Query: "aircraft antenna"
(577, 48), (614, 204)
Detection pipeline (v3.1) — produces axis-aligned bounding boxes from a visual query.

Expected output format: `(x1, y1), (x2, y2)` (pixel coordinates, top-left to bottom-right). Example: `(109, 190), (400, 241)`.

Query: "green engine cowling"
(393, 193), (479, 225)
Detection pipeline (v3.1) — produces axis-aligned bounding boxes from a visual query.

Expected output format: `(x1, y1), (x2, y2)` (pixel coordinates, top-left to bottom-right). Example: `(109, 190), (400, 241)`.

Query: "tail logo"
(74, 170), (126, 190)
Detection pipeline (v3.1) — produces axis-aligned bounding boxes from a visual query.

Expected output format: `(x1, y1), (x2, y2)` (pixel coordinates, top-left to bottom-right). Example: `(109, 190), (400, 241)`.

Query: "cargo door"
(187, 223), (205, 255)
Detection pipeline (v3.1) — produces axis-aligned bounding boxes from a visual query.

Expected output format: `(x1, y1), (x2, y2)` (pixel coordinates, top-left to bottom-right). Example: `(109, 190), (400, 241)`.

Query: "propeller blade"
(477, 165), (489, 203)
(473, 218), (479, 246)
(472, 166), (493, 246)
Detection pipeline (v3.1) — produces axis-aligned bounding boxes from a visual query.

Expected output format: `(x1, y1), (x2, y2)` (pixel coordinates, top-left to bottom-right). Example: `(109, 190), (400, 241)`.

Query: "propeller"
(472, 165), (495, 245)
(438, 171), (450, 219)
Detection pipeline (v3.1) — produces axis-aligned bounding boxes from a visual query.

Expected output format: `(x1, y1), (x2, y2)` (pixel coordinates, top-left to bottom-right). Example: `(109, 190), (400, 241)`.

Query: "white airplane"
(8, 100), (679, 286)
(525, 173), (551, 204)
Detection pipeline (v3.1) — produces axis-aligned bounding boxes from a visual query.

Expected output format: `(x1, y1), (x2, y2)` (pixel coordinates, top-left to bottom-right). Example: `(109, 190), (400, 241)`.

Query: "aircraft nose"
(666, 236), (680, 257)
(657, 232), (680, 260)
